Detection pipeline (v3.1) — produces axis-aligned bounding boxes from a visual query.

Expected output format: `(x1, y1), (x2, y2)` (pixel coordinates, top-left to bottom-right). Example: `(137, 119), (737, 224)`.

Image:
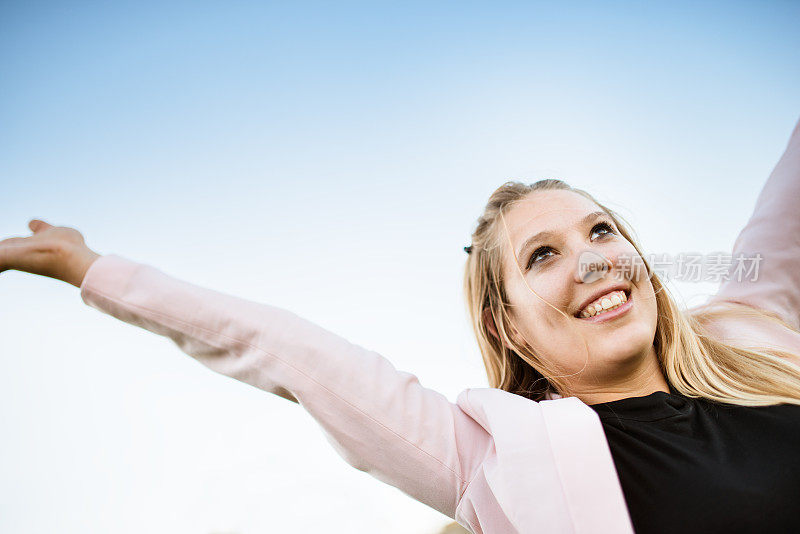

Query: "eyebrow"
(516, 210), (609, 266)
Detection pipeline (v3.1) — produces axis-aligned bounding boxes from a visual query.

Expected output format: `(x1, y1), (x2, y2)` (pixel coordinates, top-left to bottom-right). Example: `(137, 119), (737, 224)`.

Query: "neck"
(574, 345), (670, 405)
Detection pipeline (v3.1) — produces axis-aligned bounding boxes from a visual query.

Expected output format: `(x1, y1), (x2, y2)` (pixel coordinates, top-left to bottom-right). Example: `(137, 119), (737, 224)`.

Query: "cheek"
(640, 279), (658, 330)
(519, 266), (573, 309)
(507, 279), (574, 347)
(511, 295), (583, 358)
(520, 289), (573, 332)
(633, 271), (658, 316)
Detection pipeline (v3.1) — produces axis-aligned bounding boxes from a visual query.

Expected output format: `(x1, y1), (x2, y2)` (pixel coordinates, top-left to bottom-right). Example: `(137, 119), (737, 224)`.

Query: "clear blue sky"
(1, 1), (799, 532)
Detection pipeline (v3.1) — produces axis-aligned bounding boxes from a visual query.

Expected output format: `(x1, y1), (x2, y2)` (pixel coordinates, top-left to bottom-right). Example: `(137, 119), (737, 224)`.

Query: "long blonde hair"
(463, 179), (800, 406)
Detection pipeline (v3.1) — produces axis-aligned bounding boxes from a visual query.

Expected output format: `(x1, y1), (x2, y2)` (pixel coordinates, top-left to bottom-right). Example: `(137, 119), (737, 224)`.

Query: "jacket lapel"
(457, 388), (634, 533)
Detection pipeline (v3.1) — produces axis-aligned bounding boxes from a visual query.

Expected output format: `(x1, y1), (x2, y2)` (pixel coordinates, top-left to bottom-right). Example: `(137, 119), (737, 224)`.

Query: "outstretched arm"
(0, 222), (490, 520)
(705, 117), (800, 331)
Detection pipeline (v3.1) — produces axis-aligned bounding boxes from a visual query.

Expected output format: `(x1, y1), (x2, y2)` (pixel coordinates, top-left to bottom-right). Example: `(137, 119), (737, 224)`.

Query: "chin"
(591, 325), (654, 366)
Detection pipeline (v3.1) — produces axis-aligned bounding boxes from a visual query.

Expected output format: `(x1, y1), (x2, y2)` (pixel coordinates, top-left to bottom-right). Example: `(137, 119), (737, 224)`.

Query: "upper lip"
(574, 283), (630, 317)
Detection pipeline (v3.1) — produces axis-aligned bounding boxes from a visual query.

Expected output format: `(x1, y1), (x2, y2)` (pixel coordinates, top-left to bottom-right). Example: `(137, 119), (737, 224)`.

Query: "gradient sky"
(2, 1), (799, 533)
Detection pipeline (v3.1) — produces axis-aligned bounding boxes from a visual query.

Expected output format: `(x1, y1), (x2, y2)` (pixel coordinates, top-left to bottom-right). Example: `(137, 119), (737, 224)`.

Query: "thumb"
(28, 219), (54, 233)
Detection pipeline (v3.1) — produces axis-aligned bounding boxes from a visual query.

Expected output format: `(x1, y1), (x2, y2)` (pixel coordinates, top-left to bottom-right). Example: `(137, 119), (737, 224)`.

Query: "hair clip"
(464, 245), (473, 254)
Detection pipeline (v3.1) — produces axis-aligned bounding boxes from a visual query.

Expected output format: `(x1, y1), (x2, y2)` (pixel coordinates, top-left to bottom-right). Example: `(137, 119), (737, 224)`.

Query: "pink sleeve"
(708, 117), (800, 331)
(79, 255), (490, 519)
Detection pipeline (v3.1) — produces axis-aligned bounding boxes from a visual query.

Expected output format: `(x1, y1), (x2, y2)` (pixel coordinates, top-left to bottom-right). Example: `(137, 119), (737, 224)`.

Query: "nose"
(574, 249), (613, 284)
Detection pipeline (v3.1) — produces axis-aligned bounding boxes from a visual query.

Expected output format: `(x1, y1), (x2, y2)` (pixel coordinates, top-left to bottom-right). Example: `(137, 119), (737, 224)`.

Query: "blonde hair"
(463, 179), (800, 406)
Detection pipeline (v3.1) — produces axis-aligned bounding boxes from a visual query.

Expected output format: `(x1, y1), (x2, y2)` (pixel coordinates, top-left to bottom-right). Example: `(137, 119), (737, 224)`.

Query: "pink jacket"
(79, 118), (800, 534)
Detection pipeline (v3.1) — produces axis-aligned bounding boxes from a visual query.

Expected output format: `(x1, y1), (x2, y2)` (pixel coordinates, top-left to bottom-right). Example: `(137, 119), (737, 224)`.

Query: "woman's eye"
(525, 222), (615, 269)
(527, 246), (554, 268)
(590, 222), (615, 240)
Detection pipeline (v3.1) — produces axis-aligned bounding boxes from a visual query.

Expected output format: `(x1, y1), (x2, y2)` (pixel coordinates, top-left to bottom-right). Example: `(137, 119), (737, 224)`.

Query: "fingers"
(28, 219), (54, 233)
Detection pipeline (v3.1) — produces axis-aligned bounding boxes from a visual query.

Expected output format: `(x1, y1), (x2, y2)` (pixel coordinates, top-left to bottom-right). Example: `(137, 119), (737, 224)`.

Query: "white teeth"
(579, 290), (628, 318)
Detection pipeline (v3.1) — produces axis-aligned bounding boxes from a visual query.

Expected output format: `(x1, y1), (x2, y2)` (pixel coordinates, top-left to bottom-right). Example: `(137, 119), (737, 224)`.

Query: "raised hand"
(0, 219), (101, 288)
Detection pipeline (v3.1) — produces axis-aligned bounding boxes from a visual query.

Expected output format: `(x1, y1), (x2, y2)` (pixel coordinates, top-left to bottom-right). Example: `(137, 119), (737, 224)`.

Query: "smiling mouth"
(575, 289), (632, 319)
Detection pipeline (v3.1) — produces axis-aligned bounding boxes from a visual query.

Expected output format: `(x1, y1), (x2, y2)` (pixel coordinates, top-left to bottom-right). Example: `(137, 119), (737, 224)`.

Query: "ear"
(482, 307), (517, 350)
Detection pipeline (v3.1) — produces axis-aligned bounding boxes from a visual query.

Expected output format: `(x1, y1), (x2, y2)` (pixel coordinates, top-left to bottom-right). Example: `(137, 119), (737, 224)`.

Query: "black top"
(588, 385), (800, 534)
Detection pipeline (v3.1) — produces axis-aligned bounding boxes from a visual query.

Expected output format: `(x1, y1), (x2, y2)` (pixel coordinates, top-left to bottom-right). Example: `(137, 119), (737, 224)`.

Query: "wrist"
(63, 245), (101, 288)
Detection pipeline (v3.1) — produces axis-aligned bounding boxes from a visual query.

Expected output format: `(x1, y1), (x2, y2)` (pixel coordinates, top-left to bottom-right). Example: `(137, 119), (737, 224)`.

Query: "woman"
(2, 117), (800, 534)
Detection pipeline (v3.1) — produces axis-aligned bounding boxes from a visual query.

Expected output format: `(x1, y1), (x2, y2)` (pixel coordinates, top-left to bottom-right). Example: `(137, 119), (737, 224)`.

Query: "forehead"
(502, 189), (602, 242)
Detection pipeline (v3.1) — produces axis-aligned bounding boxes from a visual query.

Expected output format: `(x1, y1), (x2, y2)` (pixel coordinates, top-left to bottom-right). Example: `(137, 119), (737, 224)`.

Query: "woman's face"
(499, 190), (658, 392)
